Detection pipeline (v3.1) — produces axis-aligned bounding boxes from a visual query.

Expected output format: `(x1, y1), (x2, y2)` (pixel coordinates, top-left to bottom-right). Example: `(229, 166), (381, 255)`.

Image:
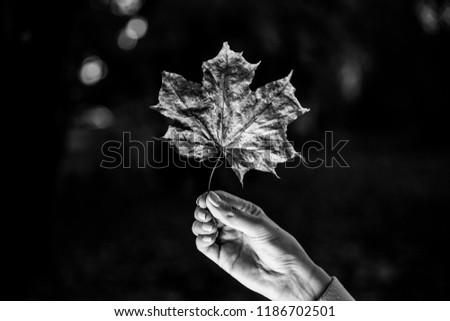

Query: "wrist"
(302, 264), (332, 300)
(273, 262), (332, 301)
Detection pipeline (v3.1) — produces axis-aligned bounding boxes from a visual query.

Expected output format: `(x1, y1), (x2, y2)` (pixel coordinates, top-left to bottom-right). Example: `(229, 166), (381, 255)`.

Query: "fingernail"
(208, 191), (221, 207)
(203, 235), (212, 242)
(203, 223), (213, 232)
(196, 195), (201, 205)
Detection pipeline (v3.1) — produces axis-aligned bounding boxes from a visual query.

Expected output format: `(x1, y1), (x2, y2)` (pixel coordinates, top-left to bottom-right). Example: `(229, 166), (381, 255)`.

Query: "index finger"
(196, 192), (208, 209)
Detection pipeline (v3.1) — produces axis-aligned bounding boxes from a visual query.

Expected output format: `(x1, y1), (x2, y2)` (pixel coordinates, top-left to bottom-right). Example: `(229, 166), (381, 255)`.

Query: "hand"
(192, 190), (332, 301)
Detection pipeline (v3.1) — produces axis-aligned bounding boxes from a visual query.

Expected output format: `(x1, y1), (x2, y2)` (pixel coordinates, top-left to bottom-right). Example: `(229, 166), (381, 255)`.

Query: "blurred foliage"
(4, 0), (450, 300)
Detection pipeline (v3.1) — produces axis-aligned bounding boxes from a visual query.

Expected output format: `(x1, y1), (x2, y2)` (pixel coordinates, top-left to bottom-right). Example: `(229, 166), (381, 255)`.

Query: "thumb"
(206, 191), (266, 237)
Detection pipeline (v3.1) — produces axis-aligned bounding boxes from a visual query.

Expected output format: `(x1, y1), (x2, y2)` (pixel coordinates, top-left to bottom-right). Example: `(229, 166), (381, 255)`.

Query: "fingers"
(192, 201), (219, 263)
(196, 192), (208, 209)
(194, 206), (213, 223)
(206, 190), (266, 237)
(193, 192), (217, 236)
(195, 234), (219, 263)
(191, 220), (218, 236)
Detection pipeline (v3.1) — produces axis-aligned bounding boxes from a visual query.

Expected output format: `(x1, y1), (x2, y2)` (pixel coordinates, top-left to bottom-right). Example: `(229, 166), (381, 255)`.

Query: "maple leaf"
(151, 42), (309, 186)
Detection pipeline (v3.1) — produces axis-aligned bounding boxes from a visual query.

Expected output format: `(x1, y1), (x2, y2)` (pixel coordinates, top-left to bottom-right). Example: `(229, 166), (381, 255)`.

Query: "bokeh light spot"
(126, 16), (148, 39)
(117, 28), (138, 50)
(111, 0), (143, 16)
(339, 59), (362, 102)
(79, 56), (108, 86)
(80, 106), (115, 129)
(442, 3), (450, 26)
(416, 2), (439, 34)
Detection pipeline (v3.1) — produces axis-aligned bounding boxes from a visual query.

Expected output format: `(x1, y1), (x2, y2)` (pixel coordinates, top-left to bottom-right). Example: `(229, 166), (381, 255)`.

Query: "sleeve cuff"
(317, 277), (355, 301)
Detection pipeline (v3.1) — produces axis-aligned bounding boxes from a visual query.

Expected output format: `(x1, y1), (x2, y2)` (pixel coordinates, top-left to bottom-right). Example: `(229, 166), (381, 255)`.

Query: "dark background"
(3, 0), (450, 300)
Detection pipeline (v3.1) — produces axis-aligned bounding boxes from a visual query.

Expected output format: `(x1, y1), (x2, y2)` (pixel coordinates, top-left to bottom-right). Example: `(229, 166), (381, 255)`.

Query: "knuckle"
(223, 204), (239, 219)
(254, 205), (264, 214)
(224, 208), (235, 219)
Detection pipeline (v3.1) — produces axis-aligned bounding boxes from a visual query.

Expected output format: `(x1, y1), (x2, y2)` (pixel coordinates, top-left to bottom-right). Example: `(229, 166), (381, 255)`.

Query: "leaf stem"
(207, 148), (223, 191)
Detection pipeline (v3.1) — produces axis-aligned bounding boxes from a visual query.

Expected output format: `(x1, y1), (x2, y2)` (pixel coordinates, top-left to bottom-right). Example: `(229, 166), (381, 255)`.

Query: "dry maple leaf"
(151, 42), (309, 186)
